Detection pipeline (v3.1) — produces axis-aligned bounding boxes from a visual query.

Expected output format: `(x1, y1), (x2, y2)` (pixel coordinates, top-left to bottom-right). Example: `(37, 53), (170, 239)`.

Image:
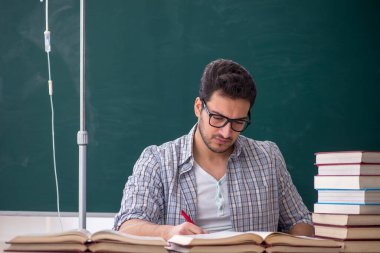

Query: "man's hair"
(199, 59), (257, 107)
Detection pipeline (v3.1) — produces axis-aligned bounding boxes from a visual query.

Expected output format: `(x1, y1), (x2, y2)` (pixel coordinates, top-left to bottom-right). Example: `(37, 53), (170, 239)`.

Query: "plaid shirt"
(114, 125), (312, 232)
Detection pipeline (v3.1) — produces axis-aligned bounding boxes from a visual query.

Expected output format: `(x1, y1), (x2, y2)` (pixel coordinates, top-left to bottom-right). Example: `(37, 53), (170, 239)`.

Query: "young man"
(114, 59), (314, 240)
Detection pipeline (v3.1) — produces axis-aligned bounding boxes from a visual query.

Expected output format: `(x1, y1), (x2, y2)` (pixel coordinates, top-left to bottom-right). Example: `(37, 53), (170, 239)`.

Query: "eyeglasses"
(201, 99), (251, 132)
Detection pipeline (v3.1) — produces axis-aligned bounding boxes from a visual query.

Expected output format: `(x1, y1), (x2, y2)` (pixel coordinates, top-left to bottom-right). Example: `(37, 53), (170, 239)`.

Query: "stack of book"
(313, 151), (380, 253)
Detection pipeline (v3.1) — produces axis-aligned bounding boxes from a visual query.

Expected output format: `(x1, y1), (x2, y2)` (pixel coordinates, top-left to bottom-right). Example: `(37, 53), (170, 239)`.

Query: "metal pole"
(78, 0), (87, 229)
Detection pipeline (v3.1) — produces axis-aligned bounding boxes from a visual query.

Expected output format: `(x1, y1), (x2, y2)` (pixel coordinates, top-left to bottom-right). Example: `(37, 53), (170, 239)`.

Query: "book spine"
(314, 235), (380, 241)
(316, 203), (380, 206)
(316, 163), (380, 166)
(315, 151), (380, 155)
(313, 223), (380, 228)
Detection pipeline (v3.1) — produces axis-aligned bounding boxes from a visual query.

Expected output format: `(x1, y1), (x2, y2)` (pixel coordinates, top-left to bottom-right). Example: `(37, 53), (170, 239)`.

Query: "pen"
(180, 210), (195, 224)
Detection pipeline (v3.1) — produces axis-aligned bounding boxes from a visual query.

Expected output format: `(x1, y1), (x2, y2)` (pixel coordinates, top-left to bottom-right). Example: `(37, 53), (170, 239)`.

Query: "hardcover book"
(314, 223), (380, 240)
(317, 189), (380, 204)
(340, 240), (380, 253)
(5, 229), (167, 253)
(314, 175), (380, 189)
(312, 213), (380, 226)
(167, 231), (342, 253)
(315, 151), (380, 165)
(317, 163), (380, 176)
(314, 203), (380, 214)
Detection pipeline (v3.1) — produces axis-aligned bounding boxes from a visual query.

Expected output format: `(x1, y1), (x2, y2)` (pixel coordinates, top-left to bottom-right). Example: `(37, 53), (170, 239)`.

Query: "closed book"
(314, 203), (380, 214)
(314, 175), (380, 189)
(317, 163), (380, 176)
(341, 240), (380, 253)
(314, 223), (380, 240)
(315, 151), (380, 164)
(312, 213), (380, 226)
(317, 189), (380, 204)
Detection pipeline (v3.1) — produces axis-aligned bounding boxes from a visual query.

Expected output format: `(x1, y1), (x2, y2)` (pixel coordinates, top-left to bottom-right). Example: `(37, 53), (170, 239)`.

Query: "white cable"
(50, 94), (63, 231)
(43, 0), (63, 231)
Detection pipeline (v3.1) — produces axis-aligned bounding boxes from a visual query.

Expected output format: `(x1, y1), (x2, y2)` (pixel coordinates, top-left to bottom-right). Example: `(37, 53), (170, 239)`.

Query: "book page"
(247, 231), (277, 239)
(168, 231), (264, 246)
(264, 232), (342, 247)
(91, 230), (166, 246)
(167, 243), (265, 253)
(5, 243), (88, 252)
(7, 229), (91, 244)
(182, 231), (247, 239)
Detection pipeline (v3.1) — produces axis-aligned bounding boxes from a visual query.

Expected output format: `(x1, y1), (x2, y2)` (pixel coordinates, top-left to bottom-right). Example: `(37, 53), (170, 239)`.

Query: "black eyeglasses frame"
(201, 99), (251, 133)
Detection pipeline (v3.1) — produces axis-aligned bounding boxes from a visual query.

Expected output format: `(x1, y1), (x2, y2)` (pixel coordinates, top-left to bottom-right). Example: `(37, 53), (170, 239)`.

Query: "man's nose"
(219, 122), (233, 138)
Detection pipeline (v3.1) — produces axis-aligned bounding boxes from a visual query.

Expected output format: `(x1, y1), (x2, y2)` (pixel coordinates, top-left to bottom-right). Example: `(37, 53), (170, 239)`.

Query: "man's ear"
(194, 97), (203, 118)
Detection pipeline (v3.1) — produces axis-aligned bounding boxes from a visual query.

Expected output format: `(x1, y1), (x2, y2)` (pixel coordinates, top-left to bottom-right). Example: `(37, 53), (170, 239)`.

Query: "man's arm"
(289, 222), (314, 237)
(119, 219), (207, 241)
(270, 143), (314, 233)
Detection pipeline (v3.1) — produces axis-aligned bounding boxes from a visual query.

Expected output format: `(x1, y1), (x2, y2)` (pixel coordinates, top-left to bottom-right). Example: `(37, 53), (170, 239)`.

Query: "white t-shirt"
(193, 161), (233, 233)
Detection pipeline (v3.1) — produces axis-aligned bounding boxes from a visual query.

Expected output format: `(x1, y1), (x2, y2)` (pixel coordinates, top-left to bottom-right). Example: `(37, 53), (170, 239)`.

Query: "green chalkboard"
(1, 0), (379, 213)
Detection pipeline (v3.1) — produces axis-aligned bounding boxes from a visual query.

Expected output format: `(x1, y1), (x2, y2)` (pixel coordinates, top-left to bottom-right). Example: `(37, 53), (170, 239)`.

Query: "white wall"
(0, 211), (115, 242)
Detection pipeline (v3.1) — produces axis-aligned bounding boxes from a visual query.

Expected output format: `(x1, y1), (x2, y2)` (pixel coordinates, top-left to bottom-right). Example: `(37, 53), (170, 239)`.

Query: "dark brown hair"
(199, 59), (257, 107)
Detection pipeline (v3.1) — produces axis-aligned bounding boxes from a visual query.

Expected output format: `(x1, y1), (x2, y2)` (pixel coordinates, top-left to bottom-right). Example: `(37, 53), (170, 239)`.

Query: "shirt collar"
(231, 135), (243, 158)
(178, 124), (197, 167)
(179, 124), (244, 167)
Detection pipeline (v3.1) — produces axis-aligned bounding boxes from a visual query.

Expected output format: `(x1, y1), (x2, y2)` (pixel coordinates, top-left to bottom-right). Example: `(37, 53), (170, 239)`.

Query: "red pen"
(180, 210), (195, 224)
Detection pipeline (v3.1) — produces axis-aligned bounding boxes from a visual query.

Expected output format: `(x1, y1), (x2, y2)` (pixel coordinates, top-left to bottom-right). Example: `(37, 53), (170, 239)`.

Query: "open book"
(167, 231), (342, 253)
(5, 229), (167, 253)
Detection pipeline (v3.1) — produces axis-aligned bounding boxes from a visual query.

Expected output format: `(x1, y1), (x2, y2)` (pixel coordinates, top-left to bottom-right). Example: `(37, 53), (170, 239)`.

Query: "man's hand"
(162, 222), (208, 241)
(119, 219), (207, 241)
(289, 222), (314, 237)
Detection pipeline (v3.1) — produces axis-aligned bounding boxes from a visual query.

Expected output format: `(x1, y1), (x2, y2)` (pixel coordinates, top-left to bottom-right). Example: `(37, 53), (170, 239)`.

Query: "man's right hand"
(162, 222), (208, 241)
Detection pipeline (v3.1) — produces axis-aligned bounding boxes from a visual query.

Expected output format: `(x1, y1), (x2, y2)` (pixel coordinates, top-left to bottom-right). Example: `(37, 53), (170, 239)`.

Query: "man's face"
(195, 90), (251, 154)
